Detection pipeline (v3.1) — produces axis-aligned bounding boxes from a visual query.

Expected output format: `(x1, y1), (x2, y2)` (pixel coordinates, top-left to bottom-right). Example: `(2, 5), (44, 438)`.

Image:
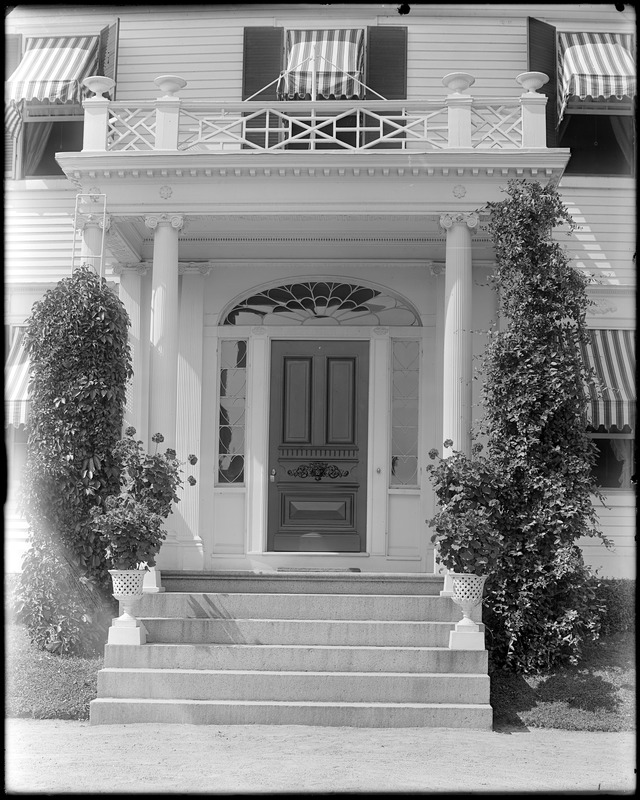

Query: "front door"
(267, 340), (369, 552)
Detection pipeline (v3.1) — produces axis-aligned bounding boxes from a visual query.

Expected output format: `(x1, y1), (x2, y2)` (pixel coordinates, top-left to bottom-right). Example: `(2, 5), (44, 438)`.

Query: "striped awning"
(277, 29), (365, 100)
(558, 32), (636, 122)
(5, 328), (30, 429)
(581, 329), (635, 433)
(5, 35), (99, 139)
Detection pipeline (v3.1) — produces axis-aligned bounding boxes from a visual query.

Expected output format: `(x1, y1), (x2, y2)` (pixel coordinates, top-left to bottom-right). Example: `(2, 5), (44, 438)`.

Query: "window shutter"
(242, 27), (284, 100)
(5, 34), (22, 178)
(98, 18), (120, 99)
(365, 26), (407, 100)
(528, 17), (557, 147)
(242, 27), (284, 149)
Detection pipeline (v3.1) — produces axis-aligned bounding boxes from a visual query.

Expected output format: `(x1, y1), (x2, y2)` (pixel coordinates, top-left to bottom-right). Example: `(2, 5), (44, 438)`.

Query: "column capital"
(439, 212), (479, 232)
(74, 212), (111, 232)
(144, 213), (185, 231)
(112, 262), (151, 276)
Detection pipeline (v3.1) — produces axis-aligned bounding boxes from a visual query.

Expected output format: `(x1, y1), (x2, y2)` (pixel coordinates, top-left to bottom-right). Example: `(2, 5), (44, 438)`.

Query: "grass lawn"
(5, 623), (635, 729)
(490, 631), (636, 732)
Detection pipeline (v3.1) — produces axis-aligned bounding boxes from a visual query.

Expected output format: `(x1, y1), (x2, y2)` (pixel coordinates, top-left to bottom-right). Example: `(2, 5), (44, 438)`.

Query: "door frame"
(238, 324), (430, 560)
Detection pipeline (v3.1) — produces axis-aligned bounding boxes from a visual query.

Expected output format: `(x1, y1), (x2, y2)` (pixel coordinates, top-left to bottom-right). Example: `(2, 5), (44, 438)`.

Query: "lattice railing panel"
(177, 104), (451, 152)
(107, 105), (157, 151)
(471, 103), (523, 149)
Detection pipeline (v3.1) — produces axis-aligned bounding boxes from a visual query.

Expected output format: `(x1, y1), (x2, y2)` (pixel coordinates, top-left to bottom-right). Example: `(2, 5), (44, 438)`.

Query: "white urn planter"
(154, 75), (187, 97)
(449, 572), (487, 650)
(108, 569), (147, 644)
(83, 75), (116, 98)
(516, 71), (549, 94)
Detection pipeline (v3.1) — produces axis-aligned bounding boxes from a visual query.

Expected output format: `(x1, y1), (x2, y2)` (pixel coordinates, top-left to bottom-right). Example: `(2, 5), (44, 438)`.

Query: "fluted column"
(145, 213), (184, 449)
(440, 212), (477, 457)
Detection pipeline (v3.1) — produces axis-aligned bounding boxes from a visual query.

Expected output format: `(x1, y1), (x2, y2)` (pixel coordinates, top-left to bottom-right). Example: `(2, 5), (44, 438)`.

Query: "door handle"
(270, 468), (276, 483)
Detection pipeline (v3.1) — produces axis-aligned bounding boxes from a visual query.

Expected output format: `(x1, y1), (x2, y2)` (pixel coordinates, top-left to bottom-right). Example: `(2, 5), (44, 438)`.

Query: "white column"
(77, 213), (110, 274)
(440, 212), (477, 457)
(145, 213), (184, 449)
(116, 264), (149, 438)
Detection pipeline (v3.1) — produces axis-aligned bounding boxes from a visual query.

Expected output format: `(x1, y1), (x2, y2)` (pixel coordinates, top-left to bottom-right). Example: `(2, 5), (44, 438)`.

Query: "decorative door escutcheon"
(287, 462), (349, 481)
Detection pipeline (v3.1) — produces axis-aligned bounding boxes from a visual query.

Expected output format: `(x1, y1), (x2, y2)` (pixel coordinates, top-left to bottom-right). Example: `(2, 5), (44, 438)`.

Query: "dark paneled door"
(268, 340), (369, 552)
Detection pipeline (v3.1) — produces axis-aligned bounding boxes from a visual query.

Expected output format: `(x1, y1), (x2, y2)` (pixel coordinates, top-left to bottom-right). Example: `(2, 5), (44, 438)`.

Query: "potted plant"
(90, 428), (197, 625)
(426, 440), (505, 624)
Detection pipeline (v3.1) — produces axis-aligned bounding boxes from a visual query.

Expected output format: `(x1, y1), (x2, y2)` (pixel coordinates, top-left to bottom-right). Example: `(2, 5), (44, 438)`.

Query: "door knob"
(270, 468), (276, 483)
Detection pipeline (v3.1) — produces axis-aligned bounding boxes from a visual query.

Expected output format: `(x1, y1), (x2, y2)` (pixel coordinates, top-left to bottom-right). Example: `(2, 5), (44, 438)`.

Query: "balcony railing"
(81, 71), (550, 155)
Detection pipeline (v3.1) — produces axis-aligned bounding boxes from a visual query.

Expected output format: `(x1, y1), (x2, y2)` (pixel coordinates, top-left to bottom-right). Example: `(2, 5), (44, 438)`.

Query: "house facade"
(5, 3), (636, 581)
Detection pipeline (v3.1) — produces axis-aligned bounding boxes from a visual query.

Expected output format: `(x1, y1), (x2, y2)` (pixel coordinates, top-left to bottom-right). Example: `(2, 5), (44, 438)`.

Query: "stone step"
(98, 667), (490, 704)
(134, 592), (465, 622)
(159, 570), (445, 596)
(89, 697), (493, 728)
(141, 617), (462, 647)
(103, 643), (488, 673)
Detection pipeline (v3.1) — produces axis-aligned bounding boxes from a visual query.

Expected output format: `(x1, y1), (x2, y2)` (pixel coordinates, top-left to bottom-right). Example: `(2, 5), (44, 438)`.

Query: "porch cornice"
(56, 149), (571, 188)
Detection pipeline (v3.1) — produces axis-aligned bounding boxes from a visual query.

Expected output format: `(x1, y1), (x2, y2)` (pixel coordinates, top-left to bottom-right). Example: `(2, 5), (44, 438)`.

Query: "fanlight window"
(222, 281), (420, 326)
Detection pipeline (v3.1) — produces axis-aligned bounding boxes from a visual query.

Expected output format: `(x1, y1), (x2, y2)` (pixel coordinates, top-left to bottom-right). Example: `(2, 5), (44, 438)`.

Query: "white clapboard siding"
(6, 189), (80, 282)
(6, 6), (535, 103)
(407, 18), (528, 98)
(557, 179), (636, 287)
(579, 494), (636, 579)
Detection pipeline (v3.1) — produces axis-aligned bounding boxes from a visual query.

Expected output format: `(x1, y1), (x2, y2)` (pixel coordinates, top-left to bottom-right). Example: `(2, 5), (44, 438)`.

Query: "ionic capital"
(439, 212), (479, 232)
(144, 213), (185, 232)
(74, 212), (111, 232)
(112, 262), (151, 276)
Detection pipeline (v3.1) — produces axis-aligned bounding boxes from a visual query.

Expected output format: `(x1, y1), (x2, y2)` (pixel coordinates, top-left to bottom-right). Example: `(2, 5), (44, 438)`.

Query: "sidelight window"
(390, 339), (420, 487)
(217, 340), (247, 485)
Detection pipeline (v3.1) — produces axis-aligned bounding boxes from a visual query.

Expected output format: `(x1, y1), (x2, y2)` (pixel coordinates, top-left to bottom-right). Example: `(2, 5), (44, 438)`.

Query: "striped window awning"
(5, 35), (99, 139)
(581, 329), (635, 433)
(277, 29), (365, 100)
(558, 32), (636, 122)
(5, 328), (30, 429)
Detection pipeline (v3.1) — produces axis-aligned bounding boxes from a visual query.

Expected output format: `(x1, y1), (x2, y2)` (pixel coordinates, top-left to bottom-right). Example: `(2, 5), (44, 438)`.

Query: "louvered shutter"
(365, 26), (407, 100)
(98, 18), (119, 99)
(364, 26), (407, 149)
(5, 34), (22, 177)
(528, 17), (557, 147)
(242, 27), (284, 149)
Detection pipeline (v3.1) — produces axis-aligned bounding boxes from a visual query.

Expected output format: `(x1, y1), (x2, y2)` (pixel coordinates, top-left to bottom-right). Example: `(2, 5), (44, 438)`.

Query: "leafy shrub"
(17, 266), (132, 655)
(594, 579), (636, 636)
(428, 181), (611, 674)
(90, 428), (198, 569)
(427, 442), (506, 576)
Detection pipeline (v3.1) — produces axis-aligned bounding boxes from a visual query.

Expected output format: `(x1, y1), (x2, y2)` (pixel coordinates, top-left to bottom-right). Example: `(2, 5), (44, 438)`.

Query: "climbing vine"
(429, 180), (609, 673)
(16, 265), (133, 655)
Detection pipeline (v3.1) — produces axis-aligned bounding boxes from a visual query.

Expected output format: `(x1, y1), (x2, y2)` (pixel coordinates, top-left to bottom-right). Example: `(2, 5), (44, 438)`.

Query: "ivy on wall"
(16, 266), (133, 655)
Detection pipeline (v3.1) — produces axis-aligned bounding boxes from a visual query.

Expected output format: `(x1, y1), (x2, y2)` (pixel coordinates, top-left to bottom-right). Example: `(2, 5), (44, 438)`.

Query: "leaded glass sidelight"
(218, 340), (247, 484)
(391, 339), (420, 487)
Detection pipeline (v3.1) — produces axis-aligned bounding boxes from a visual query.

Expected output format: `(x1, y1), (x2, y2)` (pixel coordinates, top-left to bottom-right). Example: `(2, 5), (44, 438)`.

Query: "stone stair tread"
(93, 697), (491, 709)
(100, 667), (488, 678)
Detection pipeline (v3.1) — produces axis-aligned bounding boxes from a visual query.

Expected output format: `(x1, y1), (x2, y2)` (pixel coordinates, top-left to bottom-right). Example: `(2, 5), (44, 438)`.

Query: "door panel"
(268, 340), (369, 552)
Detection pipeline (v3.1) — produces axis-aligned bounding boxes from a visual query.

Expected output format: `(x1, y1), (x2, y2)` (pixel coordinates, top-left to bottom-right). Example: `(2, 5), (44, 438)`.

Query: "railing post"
(516, 72), (549, 148)
(154, 75), (187, 150)
(82, 76), (115, 152)
(442, 72), (475, 148)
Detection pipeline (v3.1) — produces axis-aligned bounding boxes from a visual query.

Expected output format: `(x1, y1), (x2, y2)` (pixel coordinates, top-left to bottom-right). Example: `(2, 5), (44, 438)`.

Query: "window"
(590, 434), (635, 489)
(581, 329), (635, 491)
(5, 22), (118, 178)
(241, 25), (407, 150)
(528, 19), (635, 175)
(217, 340), (247, 485)
(390, 340), (420, 487)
